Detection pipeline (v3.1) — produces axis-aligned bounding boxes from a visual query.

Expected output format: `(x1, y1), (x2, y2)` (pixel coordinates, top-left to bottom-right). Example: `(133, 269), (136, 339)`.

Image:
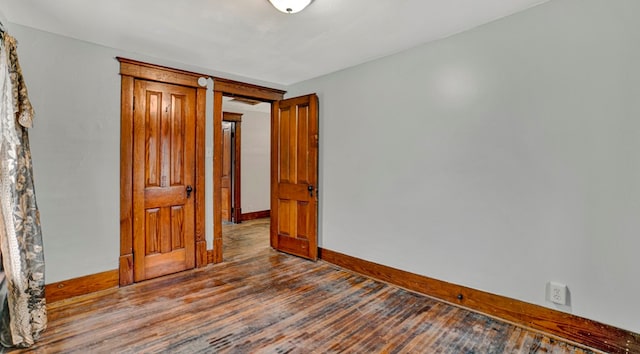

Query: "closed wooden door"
(133, 80), (196, 281)
(221, 121), (232, 222)
(271, 94), (319, 260)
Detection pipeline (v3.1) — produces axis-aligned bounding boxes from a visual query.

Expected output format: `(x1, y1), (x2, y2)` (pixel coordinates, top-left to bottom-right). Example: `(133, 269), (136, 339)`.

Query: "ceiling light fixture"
(268, 0), (313, 14)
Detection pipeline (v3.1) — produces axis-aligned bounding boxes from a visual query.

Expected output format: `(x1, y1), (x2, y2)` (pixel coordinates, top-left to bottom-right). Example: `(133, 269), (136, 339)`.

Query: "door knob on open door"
(186, 185), (193, 198)
(308, 185), (314, 198)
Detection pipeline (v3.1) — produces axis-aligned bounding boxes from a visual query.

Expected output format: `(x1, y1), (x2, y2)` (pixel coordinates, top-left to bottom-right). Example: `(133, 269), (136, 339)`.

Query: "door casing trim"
(118, 57), (208, 286)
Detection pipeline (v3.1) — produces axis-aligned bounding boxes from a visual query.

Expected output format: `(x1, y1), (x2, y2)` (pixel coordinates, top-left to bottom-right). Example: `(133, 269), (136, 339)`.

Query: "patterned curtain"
(0, 30), (46, 348)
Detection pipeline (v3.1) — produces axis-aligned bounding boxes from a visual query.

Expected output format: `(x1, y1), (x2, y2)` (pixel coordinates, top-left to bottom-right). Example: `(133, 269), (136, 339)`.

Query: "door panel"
(271, 94), (318, 260)
(133, 80), (196, 282)
(221, 121), (232, 222)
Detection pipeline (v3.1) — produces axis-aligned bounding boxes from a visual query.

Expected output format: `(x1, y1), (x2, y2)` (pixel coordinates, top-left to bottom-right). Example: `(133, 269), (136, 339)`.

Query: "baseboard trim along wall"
(45, 269), (119, 303)
(239, 210), (270, 222)
(318, 247), (639, 354)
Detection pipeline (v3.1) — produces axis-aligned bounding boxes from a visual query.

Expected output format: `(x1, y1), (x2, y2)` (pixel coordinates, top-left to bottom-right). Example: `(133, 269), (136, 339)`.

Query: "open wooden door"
(132, 79), (196, 281)
(271, 94), (319, 260)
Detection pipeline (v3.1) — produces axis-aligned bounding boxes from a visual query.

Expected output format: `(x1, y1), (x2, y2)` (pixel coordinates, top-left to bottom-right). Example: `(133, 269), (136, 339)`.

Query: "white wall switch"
(549, 282), (567, 305)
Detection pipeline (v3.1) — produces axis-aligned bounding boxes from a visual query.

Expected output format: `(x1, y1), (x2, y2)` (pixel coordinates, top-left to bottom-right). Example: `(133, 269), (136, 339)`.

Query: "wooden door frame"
(118, 58), (208, 286)
(211, 78), (285, 263)
(222, 112), (243, 223)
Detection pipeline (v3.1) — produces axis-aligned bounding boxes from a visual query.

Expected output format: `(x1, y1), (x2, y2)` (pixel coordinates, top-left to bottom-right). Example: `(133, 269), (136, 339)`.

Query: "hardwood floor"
(221, 219), (270, 262)
(7, 218), (596, 353)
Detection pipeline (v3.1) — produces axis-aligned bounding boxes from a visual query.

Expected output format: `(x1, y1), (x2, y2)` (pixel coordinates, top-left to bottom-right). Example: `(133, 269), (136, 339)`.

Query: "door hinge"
(231, 132), (235, 138)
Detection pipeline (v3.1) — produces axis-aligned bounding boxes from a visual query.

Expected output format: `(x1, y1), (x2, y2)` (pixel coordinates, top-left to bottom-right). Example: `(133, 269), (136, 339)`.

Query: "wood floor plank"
(6, 218), (597, 353)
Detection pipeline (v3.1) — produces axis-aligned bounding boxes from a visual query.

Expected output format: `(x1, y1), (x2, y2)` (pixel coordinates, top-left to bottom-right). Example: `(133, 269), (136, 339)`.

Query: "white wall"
(287, 0), (640, 333)
(221, 99), (271, 214)
(8, 24), (282, 283)
(0, 10), (8, 31)
(239, 110), (270, 213)
(13, 25), (122, 283)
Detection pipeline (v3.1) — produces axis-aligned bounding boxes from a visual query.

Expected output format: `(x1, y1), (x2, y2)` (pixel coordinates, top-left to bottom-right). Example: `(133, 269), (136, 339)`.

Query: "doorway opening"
(210, 78), (285, 264)
(221, 97), (273, 224)
(211, 78), (320, 264)
(220, 97), (272, 262)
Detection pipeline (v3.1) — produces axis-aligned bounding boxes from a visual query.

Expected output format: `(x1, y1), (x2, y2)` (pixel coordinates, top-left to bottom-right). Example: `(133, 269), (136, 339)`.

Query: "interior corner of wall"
(0, 11), (9, 30)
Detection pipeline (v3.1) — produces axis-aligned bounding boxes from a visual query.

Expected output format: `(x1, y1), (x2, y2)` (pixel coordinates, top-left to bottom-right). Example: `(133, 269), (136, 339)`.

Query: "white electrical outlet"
(549, 282), (567, 305)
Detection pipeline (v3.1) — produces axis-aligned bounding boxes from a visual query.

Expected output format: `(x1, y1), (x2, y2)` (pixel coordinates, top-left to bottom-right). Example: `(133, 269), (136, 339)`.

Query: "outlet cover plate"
(549, 282), (567, 305)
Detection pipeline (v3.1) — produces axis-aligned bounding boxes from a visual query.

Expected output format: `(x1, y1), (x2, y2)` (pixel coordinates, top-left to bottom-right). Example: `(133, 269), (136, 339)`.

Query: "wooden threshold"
(319, 247), (639, 354)
(45, 269), (119, 303)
